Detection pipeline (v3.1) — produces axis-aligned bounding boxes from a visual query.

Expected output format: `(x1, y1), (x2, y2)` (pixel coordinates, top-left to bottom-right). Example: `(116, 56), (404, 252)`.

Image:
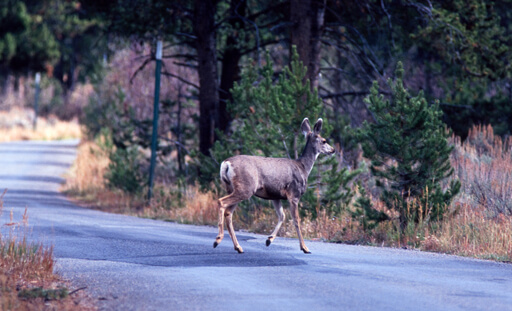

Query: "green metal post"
(148, 40), (163, 202)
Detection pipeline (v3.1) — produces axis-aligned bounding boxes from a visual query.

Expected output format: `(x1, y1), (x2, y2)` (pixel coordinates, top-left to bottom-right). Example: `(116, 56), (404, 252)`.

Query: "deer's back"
(220, 155), (307, 200)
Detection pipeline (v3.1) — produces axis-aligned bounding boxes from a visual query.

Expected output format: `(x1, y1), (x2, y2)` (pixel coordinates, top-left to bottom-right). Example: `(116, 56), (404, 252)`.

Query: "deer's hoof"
(235, 247), (244, 254)
(213, 241), (219, 248)
(301, 248), (311, 254)
(266, 238), (272, 247)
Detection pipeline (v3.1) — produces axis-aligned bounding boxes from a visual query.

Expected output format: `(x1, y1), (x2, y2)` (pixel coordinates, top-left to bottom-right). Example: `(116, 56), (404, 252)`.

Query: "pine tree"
(359, 62), (460, 229)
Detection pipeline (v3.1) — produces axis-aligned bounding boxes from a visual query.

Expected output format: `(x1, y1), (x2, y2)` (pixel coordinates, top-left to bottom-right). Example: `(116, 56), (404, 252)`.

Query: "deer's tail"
(220, 160), (233, 188)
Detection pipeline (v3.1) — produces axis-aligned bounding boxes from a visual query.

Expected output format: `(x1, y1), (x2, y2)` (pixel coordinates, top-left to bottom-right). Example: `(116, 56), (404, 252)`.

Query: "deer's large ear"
(313, 118), (323, 134)
(301, 118), (311, 137)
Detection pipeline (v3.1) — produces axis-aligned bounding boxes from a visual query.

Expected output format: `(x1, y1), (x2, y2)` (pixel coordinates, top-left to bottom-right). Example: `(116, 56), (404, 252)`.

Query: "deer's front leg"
(289, 198), (311, 254)
(266, 200), (285, 247)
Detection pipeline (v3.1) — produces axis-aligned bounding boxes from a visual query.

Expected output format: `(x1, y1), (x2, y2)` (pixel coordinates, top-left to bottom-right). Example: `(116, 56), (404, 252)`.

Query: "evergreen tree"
(359, 62), (460, 229)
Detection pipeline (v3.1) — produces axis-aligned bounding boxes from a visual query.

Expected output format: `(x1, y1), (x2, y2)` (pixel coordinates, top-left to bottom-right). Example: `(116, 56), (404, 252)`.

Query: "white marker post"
(33, 72), (41, 130)
(148, 40), (163, 202)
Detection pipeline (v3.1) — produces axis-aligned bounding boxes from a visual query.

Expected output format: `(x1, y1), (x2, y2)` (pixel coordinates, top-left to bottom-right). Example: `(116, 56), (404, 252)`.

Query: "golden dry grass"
(63, 139), (109, 197)
(420, 124), (512, 260)
(0, 108), (81, 142)
(421, 204), (512, 260)
(142, 186), (219, 225)
(62, 138), (147, 214)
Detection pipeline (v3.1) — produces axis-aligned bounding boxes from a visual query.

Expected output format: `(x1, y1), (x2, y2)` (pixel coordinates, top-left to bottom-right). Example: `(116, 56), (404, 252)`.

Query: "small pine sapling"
(359, 62), (460, 230)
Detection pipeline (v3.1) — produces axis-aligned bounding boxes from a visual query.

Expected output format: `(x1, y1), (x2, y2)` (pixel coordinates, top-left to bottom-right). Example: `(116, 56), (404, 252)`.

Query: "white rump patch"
(220, 161), (236, 182)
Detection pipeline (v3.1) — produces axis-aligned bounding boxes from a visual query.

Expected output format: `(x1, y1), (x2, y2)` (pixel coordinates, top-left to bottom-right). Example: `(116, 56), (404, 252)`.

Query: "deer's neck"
(298, 140), (318, 177)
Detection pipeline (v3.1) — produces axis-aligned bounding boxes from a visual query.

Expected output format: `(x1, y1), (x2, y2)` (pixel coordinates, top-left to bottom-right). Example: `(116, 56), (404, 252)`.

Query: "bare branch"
(164, 53), (197, 61)
(277, 127), (291, 159)
(172, 61), (197, 69)
(175, 32), (197, 40)
(159, 136), (190, 154)
(130, 58), (153, 84)
(321, 91), (371, 99)
(438, 102), (474, 110)
(380, 0), (396, 51)
(161, 70), (199, 90)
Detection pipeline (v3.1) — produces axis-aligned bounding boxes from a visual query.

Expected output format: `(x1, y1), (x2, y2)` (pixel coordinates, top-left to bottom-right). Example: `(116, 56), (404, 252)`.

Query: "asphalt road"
(1, 139), (512, 311)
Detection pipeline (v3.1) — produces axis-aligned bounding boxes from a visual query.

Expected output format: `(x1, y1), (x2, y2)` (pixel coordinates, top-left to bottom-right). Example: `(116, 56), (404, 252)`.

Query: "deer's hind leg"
(266, 200), (285, 247)
(213, 192), (246, 253)
(214, 199), (227, 248)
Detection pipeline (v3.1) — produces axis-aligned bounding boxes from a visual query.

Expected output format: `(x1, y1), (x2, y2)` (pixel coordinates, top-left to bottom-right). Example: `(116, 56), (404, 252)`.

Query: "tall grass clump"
(0, 191), (94, 310)
(422, 204), (512, 261)
(62, 133), (146, 212)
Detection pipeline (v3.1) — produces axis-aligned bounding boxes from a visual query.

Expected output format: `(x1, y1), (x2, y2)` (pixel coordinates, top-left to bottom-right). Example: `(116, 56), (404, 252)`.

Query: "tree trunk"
(218, 0), (245, 133)
(0, 66), (9, 98)
(290, 0), (311, 84)
(308, 0), (325, 90)
(194, 0), (219, 155)
(290, 0), (325, 91)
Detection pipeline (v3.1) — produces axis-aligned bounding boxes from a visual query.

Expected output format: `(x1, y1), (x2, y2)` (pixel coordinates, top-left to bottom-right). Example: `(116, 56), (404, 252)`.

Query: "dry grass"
(63, 139), (110, 199)
(0, 107), (81, 142)
(422, 203), (512, 261)
(62, 138), (146, 213)
(452, 124), (512, 216)
(142, 186), (219, 226)
(0, 191), (95, 310)
(420, 125), (512, 260)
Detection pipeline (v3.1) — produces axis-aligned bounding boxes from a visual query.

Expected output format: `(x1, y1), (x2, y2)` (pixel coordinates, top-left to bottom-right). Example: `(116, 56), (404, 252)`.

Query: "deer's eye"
(322, 140), (327, 144)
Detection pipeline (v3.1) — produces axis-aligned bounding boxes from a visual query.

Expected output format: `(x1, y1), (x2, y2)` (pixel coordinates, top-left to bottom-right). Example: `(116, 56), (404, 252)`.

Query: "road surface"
(0, 140), (511, 311)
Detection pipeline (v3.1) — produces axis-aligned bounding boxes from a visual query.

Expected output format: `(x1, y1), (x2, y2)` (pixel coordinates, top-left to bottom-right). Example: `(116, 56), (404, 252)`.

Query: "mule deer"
(213, 118), (335, 253)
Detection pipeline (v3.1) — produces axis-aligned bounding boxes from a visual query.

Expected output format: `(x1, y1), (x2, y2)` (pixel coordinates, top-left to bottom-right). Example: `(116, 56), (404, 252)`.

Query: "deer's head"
(301, 118), (335, 156)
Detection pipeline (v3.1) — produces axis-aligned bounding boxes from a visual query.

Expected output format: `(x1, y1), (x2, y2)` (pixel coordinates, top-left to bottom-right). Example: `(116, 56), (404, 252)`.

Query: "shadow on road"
(0, 175), (65, 184)
(0, 160), (71, 168)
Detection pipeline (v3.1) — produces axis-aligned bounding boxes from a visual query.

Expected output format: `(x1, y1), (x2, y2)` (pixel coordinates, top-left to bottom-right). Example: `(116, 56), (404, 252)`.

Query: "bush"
(352, 184), (389, 231)
(98, 129), (146, 194)
(105, 147), (144, 194)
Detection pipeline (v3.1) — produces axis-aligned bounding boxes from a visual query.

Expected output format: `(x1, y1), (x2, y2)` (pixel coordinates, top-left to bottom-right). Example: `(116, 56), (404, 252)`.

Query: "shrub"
(452, 124), (512, 217)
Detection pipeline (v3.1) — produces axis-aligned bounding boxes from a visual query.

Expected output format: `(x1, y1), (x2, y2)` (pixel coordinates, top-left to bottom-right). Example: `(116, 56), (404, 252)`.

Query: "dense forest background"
(2, 0), (511, 146)
(1, 0), (512, 215)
